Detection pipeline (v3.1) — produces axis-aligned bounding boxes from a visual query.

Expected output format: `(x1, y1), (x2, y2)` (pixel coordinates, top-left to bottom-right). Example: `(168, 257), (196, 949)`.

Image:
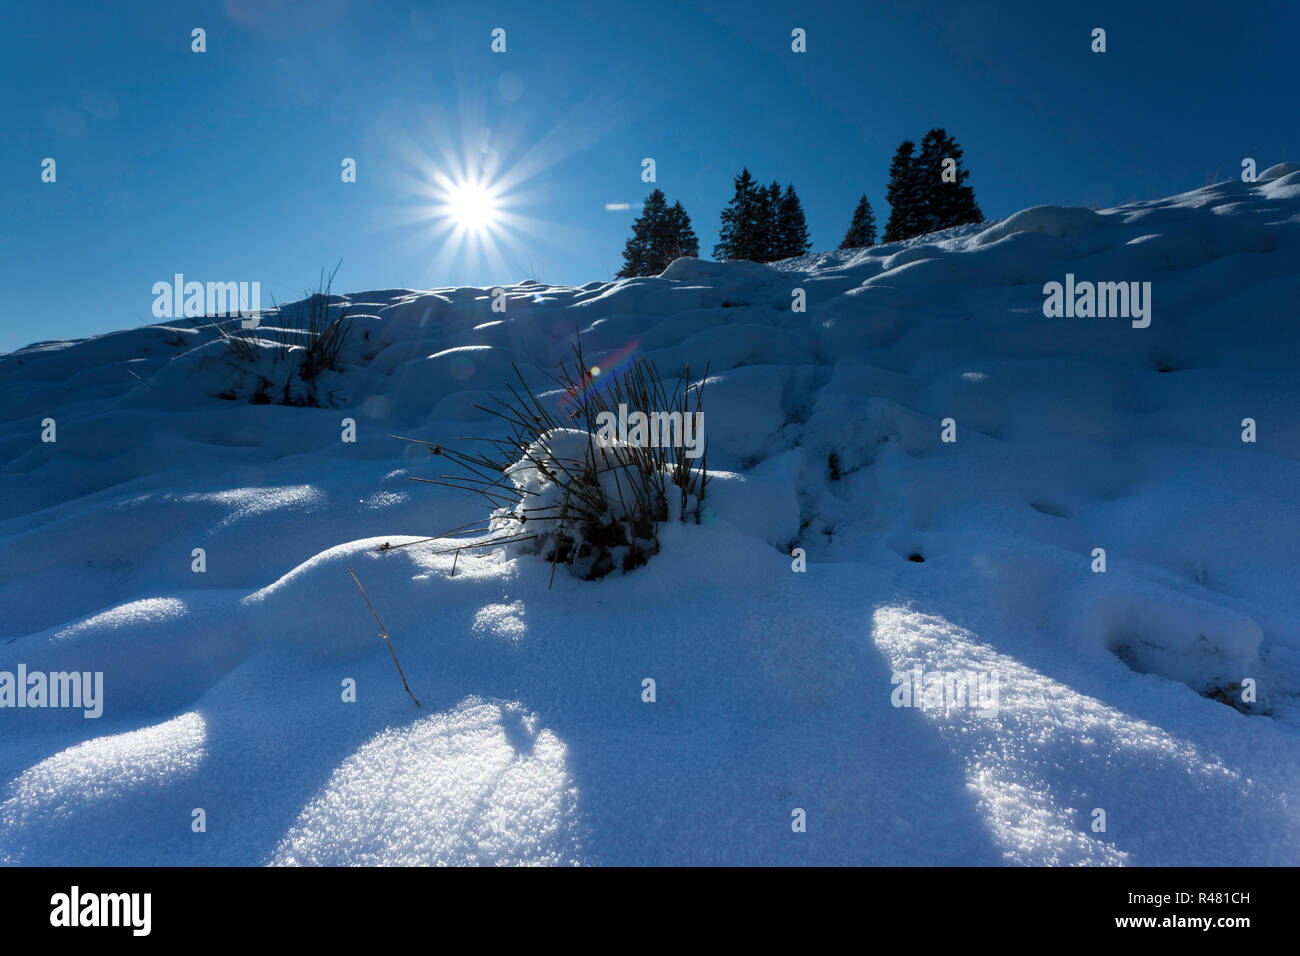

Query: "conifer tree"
(916, 128), (983, 232)
(753, 181), (781, 261)
(839, 194), (878, 248)
(883, 140), (924, 243)
(714, 168), (765, 261)
(618, 190), (700, 277)
(656, 200), (699, 265)
(617, 189), (668, 278)
(775, 184), (811, 259)
(914, 130), (946, 235)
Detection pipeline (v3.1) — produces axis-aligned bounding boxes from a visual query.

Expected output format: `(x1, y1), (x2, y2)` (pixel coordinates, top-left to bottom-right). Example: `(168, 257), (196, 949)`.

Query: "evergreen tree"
(714, 168), (765, 261)
(617, 191), (700, 277)
(915, 128), (983, 231)
(914, 130), (946, 235)
(752, 181), (781, 261)
(655, 200), (699, 265)
(617, 189), (668, 278)
(883, 140), (924, 243)
(839, 194), (878, 248)
(775, 184), (811, 259)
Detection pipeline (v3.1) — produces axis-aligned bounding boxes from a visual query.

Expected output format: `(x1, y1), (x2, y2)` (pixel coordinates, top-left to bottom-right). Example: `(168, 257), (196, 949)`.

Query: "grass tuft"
(394, 329), (709, 582)
(201, 262), (352, 406)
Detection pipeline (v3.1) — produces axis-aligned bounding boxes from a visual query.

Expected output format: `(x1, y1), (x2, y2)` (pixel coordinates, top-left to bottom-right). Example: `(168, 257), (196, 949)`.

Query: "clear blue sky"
(2, 0), (1296, 352)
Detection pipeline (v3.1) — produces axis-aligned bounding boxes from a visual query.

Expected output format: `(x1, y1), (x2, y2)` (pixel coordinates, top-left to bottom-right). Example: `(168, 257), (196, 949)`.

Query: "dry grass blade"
(398, 323), (709, 580)
(347, 565), (420, 707)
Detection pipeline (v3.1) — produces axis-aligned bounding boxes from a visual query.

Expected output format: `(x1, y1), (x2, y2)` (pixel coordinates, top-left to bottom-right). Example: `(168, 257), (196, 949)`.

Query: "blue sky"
(2, 0), (1296, 352)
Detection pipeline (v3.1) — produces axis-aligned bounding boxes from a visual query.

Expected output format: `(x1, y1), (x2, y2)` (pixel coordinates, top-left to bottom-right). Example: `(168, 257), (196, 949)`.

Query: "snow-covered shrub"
(422, 339), (709, 580)
(205, 265), (353, 406)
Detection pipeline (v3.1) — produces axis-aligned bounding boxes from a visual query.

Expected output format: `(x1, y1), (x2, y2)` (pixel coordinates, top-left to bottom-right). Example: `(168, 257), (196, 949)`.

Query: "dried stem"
(347, 565), (420, 708)
(397, 323), (709, 580)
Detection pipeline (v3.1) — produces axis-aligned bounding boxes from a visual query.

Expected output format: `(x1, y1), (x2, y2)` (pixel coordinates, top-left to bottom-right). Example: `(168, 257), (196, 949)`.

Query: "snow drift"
(2, 166), (1300, 865)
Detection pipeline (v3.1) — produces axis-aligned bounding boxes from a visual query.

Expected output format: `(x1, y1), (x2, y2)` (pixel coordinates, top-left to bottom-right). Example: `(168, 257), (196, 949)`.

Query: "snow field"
(2, 164), (1299, 864)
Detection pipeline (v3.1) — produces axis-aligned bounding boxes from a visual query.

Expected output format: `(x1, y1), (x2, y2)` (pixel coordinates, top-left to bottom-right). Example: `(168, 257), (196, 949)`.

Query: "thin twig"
(124, 366), (156, 389)
(347, 565), (420, 708)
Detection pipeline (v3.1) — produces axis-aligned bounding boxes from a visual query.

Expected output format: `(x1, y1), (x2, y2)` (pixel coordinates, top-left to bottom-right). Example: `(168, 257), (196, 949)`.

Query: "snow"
(3, 171), (1300, 865)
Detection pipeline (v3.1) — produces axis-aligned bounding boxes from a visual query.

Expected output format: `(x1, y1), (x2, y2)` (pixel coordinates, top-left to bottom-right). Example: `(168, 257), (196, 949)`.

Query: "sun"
(446, 180), (500, 233)
(380, 91), (620, 278)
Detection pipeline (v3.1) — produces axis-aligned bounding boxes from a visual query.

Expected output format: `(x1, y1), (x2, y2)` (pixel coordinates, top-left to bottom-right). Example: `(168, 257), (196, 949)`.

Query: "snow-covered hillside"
(2, 165), (1299, 865)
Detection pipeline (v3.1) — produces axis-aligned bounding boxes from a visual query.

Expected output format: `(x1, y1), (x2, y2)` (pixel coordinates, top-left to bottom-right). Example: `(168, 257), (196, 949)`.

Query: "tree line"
(617, 127), (982, 278)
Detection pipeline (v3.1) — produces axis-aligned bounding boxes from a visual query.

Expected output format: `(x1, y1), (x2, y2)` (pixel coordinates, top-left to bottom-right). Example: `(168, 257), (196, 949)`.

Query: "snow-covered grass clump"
(146, 270), (360, 409)
(207, 278), (356, 407)
(425, 347), (709, 580)
(489, 427), (699, 580)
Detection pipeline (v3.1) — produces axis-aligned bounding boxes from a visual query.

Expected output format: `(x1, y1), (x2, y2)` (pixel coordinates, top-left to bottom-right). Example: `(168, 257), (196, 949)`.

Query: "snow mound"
(974, 205), (1112, 245)
(3, 169), (1300, 864)
(1258, 161), (1300, 181)
(271, 698), (582, 866)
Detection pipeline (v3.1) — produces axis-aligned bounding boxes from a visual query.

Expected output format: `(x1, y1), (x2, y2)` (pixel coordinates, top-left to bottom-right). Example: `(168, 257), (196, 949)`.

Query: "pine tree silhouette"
(775, 184), (811, 259)
(915, 128), (983, 232)
(618, 190), (700, 277)
(716, 171), (812, 262)
(839, 194), (878, 249)
(657, 200), (699, 265)
(714, 168), (765, 261)
(914, 131), (946, 235)
(753, 181), (781, 261)
(617, 189), (667, 278)
(883, 140), (924, 242)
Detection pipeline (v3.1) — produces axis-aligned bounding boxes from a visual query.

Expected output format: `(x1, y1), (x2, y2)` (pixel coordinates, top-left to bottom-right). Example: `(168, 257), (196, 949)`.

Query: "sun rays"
(376, 79), (617, 285)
